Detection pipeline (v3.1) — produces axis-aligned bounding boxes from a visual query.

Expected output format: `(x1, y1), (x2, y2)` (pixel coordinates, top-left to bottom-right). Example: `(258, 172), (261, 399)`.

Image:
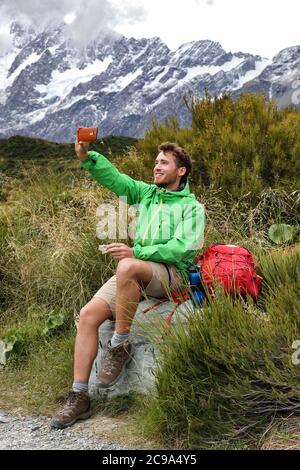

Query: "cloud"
(193, 0), (214, 5)
(0, 0), (76, 27)
(0, 0), (146, 50)
(0, 25), (13, 55)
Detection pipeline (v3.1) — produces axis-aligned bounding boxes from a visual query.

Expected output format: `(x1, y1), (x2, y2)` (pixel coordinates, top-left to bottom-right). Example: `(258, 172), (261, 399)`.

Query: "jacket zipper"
(141, 198), (163, 246)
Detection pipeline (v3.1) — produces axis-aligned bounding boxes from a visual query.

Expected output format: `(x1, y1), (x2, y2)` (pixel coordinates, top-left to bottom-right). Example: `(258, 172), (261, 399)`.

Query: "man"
(50, 141), (205, 429)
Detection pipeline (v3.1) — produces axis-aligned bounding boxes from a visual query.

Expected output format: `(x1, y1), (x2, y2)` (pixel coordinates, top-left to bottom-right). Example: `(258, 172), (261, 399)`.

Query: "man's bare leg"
(114, 258), (153, 333)
(74, 297), (113, 383)
(51, 297), (112, 428)
(96, 258), (153, 388)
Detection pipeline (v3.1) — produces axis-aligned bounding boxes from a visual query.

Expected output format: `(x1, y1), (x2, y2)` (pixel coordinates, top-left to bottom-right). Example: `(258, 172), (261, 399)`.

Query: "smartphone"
(77, 127), (98, 142)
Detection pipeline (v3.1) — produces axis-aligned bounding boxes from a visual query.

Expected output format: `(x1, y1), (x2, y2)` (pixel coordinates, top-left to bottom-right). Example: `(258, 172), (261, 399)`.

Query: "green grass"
(0, 166), (118, 314)
(0, 135), (138, 160)
(0, 134), (138, 177)
(138, 246), (300, 449)
(93, 391), (143, 417)
(0, 328), (75, 415)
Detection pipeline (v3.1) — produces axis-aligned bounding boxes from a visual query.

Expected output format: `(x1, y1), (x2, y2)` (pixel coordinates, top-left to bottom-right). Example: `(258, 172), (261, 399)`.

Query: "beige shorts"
(93, 261), (183, 317)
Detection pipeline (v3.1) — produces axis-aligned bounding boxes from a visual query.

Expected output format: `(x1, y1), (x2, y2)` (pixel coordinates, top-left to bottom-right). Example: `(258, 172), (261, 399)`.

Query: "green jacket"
(82, 151), (205, 280)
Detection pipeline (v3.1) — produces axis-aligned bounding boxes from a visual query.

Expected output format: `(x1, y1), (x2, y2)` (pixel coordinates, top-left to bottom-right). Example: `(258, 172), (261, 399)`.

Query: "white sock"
(72, 381), (88, 393)
(111, 331), (130, 348)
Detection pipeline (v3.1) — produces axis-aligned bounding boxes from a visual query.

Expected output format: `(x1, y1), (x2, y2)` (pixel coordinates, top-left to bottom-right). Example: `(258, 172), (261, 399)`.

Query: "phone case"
(77, 127), (98, 142)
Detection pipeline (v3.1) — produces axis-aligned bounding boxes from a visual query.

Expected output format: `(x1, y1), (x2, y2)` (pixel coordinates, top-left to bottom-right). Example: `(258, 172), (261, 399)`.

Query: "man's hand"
(102, 243), (134, 260)
(75, 140), (90, 160)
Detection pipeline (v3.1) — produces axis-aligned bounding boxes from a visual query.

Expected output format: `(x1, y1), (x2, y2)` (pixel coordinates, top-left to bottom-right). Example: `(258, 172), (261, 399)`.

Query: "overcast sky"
(0, 0), (299, 58)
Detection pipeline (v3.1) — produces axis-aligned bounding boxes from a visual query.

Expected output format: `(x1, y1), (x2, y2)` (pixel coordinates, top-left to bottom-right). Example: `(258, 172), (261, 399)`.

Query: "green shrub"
(138, 93), (300, 197)
(140, 247), (300, 449)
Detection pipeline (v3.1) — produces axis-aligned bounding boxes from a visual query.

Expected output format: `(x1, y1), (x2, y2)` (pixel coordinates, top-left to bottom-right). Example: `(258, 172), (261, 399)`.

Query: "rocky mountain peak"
(0, 21), (299, 142)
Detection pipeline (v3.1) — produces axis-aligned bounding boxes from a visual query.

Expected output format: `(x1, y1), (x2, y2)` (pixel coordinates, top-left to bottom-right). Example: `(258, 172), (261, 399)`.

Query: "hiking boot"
(50, 390), (92, 429)
(97, 340), (133, 388)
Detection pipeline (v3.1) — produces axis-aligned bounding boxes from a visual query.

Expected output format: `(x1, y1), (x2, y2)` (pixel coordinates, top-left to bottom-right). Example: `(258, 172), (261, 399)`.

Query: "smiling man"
(154, 146), (187, 189)
(50, 141), (205, 429)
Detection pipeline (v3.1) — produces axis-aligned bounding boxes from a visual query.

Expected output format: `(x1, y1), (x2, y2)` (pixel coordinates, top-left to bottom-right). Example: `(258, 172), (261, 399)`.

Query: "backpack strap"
(163, 263), (172, 287)
(142, 288), (191, 329)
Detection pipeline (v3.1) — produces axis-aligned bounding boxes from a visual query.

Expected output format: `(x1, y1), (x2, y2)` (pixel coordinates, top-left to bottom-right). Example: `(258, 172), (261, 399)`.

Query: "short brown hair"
(158, 142), (192, 183)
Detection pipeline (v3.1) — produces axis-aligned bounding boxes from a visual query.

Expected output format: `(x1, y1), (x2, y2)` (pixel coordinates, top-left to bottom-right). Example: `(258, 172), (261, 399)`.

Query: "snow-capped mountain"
(0, 22), (299, 142)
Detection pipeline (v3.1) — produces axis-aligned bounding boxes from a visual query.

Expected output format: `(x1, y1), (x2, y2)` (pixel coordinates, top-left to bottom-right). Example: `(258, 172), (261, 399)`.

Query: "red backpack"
(196, 244), (263, 302)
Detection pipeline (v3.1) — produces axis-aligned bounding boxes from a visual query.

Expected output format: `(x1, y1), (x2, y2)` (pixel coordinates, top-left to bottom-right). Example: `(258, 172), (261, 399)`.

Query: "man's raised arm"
(75, 141), (151, 206)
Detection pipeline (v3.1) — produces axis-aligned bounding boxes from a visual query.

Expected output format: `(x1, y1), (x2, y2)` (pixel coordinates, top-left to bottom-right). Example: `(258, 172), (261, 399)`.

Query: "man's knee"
(79, 299), (111, 327)
(116, 258), (153, 288)
(116, 258), (141, 279)
(79, 305), (97, 325)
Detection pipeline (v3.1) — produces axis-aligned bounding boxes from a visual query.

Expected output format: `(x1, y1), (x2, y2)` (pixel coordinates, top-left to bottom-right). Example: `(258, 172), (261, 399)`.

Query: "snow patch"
(24, 88), (108, 127)
(170, 42), (194, 62)
(232, 58), (272, 90)
(0, 50), (18, 103)
(48, 45), (60, 55)
(143, 68), (169, 90)
(36, 56), (113, 102)
(0, 51), (42, 103)
(101, 68), (143, 92)
(148, 56), (246, 108)
(181, 56), (245, 83)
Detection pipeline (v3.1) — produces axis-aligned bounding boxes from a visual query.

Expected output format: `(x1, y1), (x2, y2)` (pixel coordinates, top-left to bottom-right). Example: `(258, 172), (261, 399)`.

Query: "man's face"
(153, 151), (186, 189)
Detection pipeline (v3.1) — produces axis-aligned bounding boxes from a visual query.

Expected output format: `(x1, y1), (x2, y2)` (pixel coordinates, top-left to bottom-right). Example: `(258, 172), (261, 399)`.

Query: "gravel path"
(0, 410), (128, 450)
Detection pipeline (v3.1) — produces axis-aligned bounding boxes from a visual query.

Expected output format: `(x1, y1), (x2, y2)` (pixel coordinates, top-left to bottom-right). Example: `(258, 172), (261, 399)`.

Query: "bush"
(140, 247), (300, 449)
(138, 93), (300, 197)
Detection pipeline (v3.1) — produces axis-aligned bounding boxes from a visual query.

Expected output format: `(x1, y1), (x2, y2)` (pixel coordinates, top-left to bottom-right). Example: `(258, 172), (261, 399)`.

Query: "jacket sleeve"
(81, 151), (152, 205)
(133, 203), (205, 263)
